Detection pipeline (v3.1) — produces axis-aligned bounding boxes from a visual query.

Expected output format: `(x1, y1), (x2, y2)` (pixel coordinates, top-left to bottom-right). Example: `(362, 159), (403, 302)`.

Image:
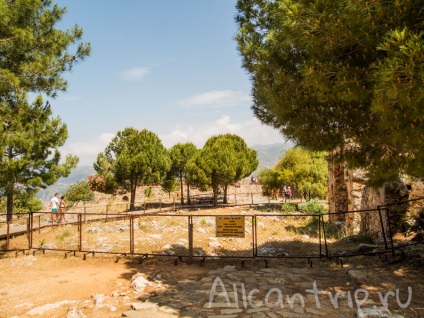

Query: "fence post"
(377, 206), (388, 250)
(318, 215), (322, 257)
(252, 215), (256, 258)
(251, 193), (253, 205)
(188, 215), (193, 265)
(130, 216), (134, 254)
(78, 213), (82, 252)
(28, 213), (33, 249)
(321, 215), (329, 258)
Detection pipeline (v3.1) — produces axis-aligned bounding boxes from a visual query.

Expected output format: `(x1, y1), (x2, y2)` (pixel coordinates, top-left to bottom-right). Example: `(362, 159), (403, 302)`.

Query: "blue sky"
(50, 0), (287, 165)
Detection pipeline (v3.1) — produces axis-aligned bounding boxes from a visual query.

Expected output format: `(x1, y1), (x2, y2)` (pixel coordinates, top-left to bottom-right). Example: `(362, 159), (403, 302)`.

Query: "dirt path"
(0, 254), (211, 318)
(1, 251), (423, 318)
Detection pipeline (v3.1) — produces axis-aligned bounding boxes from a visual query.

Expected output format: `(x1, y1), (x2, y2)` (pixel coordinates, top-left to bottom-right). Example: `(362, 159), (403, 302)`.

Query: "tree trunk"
(180, 175), (184, 205)
(213, 185), (218, 207)
(6, 188), (13, 222)
(130, 182), (136, 211)
(223, 184), (228, 204)
(187, 183), (191, 205)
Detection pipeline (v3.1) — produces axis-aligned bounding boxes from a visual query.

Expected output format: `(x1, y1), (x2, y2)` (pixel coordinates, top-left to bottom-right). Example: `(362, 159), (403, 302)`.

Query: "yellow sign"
(216, 216), (245, 238)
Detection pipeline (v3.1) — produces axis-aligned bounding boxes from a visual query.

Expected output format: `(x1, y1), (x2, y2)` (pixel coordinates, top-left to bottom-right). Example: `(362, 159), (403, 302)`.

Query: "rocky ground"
(0, 249), (423, 318)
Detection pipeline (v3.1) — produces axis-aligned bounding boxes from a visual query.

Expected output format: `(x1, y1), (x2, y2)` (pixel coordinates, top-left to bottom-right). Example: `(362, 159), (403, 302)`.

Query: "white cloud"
(177, 90), (251, 108)
(119, 67), (150, 81)
(161, 115), (286, 148)
(61, 133), (115, 166)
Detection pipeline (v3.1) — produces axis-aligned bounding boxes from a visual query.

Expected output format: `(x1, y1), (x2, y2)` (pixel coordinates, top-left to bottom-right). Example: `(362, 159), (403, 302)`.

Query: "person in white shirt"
(49, 193), (59, 224)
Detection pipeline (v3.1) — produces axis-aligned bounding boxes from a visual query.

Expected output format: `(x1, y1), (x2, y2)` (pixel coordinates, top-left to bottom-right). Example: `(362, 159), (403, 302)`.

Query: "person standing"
(58, 195), (67, 224)
(286, 186), (292, 201)
(49, 193), (59, 224)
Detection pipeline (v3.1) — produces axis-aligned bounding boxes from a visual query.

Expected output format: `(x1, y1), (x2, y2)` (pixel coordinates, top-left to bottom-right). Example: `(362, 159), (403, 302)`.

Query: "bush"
(298, 198), (325, 214)
(281, 203), (296, 213)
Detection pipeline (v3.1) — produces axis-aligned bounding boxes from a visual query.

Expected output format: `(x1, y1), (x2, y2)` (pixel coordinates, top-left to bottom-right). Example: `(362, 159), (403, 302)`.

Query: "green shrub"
(298, 198), (325, 214)
(281, 203), (296, 213)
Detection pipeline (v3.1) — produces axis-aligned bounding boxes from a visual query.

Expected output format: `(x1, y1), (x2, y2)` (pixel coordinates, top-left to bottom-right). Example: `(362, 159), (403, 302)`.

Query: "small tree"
(258, 168), (283, 198)
(169, 143), (198, 205)
(275, 148), (328, 200)
(94, 128), (171, 210)
(161, 172), (179, 199)
(186, 134), (258, 206)
(63, 180), (94, 206)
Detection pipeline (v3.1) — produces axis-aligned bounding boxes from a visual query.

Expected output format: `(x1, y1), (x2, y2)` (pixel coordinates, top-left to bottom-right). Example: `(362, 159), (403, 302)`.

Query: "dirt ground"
(0, 250), (423, 318)
(0, 253), (212, 318)
(1, 204), (424, 318)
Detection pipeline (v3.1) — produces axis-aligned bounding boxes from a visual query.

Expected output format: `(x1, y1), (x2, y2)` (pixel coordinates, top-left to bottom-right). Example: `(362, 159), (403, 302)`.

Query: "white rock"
(130, 274), (151, 293)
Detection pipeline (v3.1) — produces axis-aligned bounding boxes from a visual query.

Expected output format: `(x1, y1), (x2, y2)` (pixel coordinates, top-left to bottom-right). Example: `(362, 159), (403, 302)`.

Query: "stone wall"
(328, 160), (424, 238)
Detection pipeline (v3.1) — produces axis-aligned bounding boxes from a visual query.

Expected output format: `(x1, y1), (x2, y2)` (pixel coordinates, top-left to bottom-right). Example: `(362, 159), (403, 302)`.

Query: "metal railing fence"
(1, 198), (423, 262)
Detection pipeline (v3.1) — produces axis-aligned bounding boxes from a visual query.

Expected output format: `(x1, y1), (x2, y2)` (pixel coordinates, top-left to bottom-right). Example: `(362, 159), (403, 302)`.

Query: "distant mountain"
(251, 142), (293, 173)
(36, 165), (95, 203)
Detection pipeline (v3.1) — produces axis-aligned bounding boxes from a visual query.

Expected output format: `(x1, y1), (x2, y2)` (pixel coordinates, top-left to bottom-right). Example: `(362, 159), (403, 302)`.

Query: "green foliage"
(63, 180), (94, 206)
(235, 0), (424, 184)
(258, 147), (328, 200)
(275, 148), (328, 199)
(161, 174), (178, 198)
(169, 143), (198, 204)
(281, 203), (296, 213)
(0, 0), (91, 97)
(297, 199), (326, 215)
(56, 229), (71, 242)
(0, 0), (89, 221)
(186, 134), (258, 205)
(144, 187), (153, 198)
(0, 94), (78, 221)
(0, 190), (43, 214)
(258, 168), (282, 197)
(94, 128), (171, 210)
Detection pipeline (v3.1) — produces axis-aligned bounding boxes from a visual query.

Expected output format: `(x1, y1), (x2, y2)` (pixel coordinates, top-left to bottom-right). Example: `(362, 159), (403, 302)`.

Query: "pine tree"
(186, 134), (258, 205)
(0, 94), (78, 221)
(169, 142), (199, 205)
(235, 0), (423, 184)
(0, 0), (90, 97)
(94, 128), (171, 210)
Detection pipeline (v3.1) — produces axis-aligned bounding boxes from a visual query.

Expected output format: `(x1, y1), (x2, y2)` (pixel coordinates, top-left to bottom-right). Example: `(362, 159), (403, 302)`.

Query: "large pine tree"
(0, 0), (90, 220)
(235, 0), (423, 184)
